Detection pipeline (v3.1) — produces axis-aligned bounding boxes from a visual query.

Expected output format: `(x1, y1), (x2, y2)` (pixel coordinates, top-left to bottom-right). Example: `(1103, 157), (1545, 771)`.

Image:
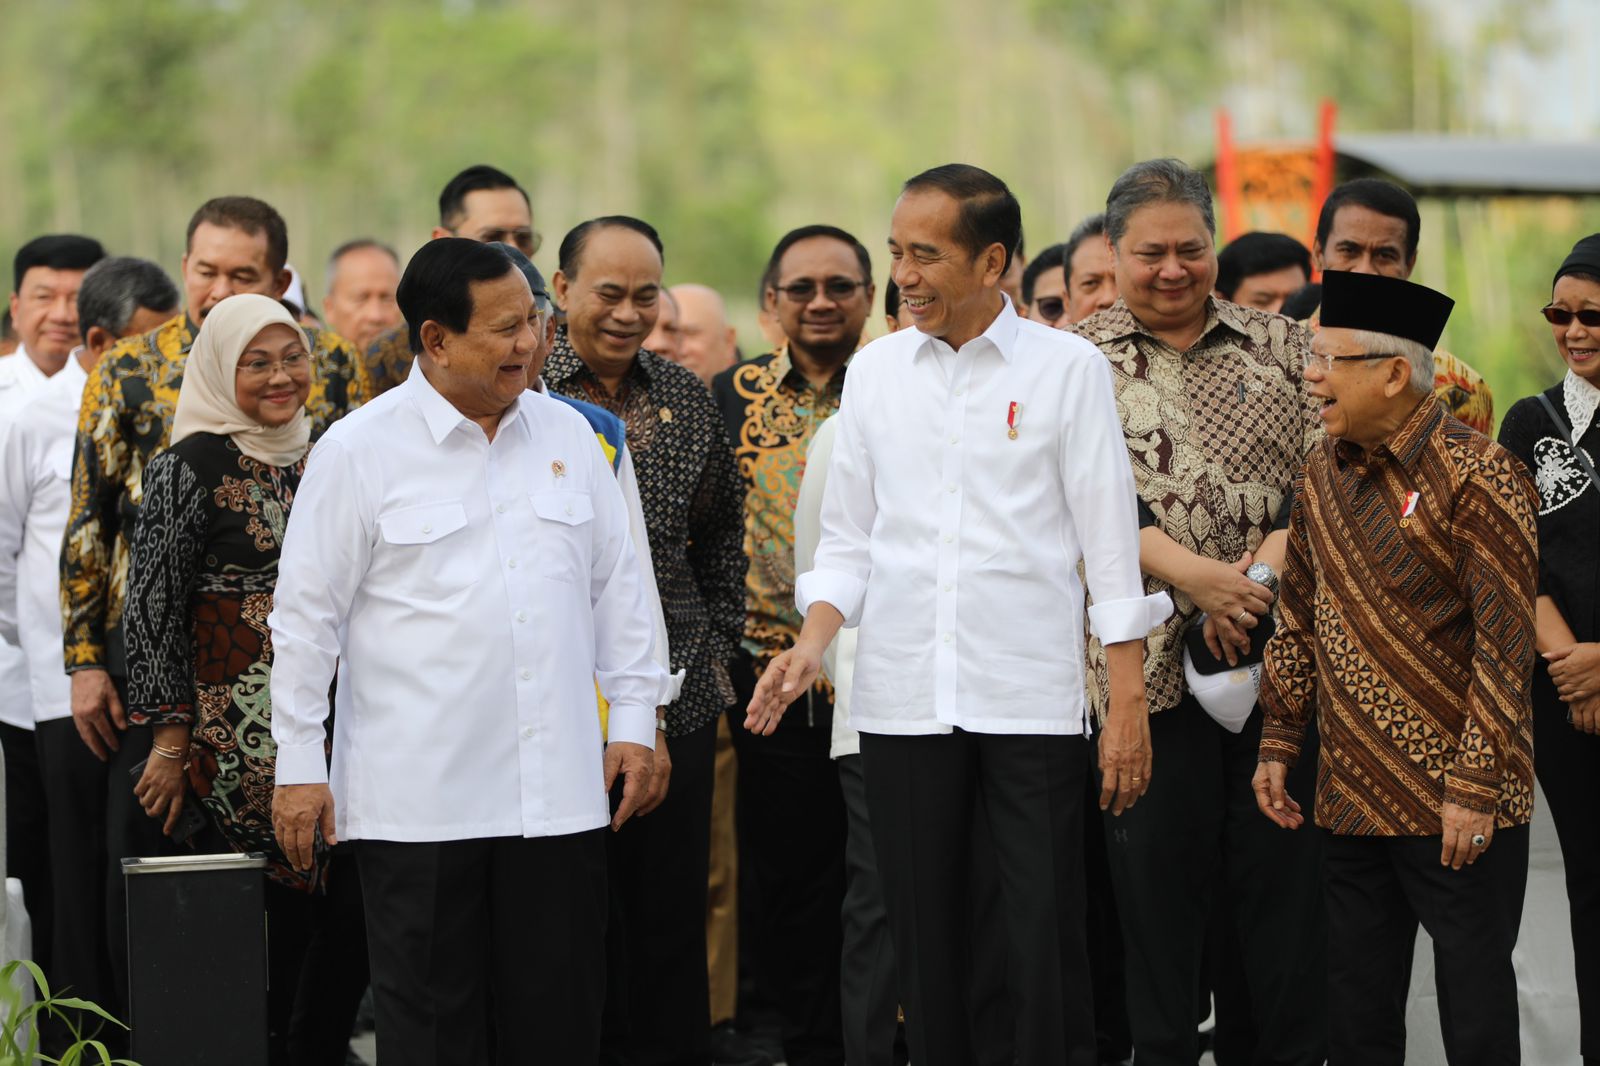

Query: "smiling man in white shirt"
(269, 238), (665, 1066)
(747, 164), (1169, 1066)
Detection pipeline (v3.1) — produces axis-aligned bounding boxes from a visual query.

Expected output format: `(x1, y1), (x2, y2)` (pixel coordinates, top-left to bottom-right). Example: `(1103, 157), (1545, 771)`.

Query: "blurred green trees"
(1, 0), (1593, 416)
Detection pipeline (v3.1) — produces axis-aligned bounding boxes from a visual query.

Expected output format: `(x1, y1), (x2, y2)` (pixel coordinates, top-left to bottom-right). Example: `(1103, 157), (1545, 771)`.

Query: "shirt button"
(955, 388), (965, 396)
(946, 484), (956, 493)
(943, 633), (953, 644)
(565, 504), (574, 515)
(522, 727), (534, 740)
(515, 610), (527, 623)
(508, 558), (518, 569)
(520, 669), (532, 680)
(496, 503), (507, 514)
(943, 583), (952, 592)
(421, 523), (433, 534)
(944, 534), (954, 544)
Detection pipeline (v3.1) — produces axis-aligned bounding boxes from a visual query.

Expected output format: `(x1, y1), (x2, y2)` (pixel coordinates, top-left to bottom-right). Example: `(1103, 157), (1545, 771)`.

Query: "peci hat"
(1319, 270), (1454, 351)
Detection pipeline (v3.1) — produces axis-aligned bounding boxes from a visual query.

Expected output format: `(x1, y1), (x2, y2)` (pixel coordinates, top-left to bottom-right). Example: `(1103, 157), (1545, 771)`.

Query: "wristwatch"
(655, 716), (668, 733)
(1246, 561), (1279, 597)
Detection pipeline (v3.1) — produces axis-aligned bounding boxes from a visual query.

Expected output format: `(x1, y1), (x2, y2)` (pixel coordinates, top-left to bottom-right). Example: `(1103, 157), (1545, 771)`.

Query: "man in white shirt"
(0, 233), (105, 981)
(270, 238), (664, 1066)
(747, 164), (1169, 1066)
(0, 255), (177, 1039)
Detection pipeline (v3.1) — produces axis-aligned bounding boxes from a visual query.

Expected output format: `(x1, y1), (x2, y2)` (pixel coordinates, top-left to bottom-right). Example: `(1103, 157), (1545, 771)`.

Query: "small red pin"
(1007, 401), (1021, 440)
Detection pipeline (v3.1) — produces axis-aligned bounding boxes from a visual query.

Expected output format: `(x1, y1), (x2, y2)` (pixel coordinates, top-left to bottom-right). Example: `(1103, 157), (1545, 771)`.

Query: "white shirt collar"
(1564, 369), (1600, 441)
(404, 356), (532, 445)
(911, 294), (1020, 364)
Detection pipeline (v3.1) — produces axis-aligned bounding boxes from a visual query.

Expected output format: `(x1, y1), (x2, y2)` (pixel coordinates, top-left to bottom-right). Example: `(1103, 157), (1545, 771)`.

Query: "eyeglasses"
(462, 228), (543, 256)
(774, 279), (868, 303)
(1541, 305), (1600, 327)
(1305, 351), (1391, 372)
(1032, 296), (1065, 322)
(236, 352), (311, 378)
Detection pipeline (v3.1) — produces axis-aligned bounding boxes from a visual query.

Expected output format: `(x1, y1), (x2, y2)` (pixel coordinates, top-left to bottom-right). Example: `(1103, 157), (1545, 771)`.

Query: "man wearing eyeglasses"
(362, 164), (541, 395)
(710, 224), (875, 1066)
(1021, 241), (1069, 326)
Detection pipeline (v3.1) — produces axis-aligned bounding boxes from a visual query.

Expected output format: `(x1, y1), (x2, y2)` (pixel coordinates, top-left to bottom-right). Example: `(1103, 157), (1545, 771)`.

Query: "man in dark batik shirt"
(545, 215), (745, 1066)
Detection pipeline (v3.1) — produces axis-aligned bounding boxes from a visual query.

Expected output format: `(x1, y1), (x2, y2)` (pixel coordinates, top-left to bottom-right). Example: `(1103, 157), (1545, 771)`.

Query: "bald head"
(669, 282), (737, 383)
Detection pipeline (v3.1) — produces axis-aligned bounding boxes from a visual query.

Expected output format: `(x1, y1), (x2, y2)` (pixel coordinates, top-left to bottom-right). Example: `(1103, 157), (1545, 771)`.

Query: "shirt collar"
(1333, 394), (1443, 471)
(544, 327), (654, 392)
(7, 344), (49, 384)
(1564, 369), (1600, 441)
(767, 342), (848, 393)
(405, 357), (532, 445)
(911, 294), (1020, 363)
(1073, 295), (1244, 350)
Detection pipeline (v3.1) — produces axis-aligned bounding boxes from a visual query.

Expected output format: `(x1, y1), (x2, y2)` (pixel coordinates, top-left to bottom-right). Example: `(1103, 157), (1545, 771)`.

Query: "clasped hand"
(1192, 552), (1274, 667)
(1546, 643), (1600, 732)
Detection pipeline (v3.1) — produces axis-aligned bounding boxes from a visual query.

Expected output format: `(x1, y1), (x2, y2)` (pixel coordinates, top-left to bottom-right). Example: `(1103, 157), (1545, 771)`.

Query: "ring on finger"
(1236, 610), (1250, 623)
(1470, 833), (1487, 848)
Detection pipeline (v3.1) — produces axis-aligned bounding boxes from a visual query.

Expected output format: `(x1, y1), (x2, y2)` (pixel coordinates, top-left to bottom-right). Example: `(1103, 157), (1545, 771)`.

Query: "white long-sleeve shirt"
(268, 363), (668, 842)
(795, 299), (1170, 737)
(0, 348), (53, 730)
(0, 351), (87, 725)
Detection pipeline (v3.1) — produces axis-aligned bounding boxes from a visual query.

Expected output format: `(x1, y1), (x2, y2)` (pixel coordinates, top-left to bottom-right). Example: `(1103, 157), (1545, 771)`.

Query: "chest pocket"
(376, 500), (479, 599)
(529, 490), (595, 583)
(1208, 365), (1304, 484)
(50, 443), (74, 482)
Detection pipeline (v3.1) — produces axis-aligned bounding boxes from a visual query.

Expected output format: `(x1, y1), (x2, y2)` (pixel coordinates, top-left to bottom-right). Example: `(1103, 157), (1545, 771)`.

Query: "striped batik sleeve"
(1259, 464), (1319, 767)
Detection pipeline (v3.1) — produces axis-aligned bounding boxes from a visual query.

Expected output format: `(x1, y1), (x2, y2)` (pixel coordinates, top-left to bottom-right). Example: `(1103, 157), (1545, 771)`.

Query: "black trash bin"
(122, 852), (268, 1065)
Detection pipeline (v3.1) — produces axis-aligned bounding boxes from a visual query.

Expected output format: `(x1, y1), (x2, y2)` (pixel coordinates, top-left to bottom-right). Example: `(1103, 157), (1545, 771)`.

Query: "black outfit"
(545, 332), (746, 1062)
(860, 728), (1094, 1066)
(356, 831), (609, 1066)
(1093, 699), (1326, 1066)
(729, 657), (846, 1066)
(1500, 384), (1600, 1061)
(837, 753), (898, 1066)
(1082, 749), (1133, 1066)
(0, 720), (49, 974)
(1324, 826), (1530, 1066)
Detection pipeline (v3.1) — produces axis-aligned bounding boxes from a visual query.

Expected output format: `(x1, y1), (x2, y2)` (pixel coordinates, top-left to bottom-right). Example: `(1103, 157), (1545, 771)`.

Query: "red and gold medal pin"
(1400, 490), (1419, 527)
(1007, 401), (1021, 440)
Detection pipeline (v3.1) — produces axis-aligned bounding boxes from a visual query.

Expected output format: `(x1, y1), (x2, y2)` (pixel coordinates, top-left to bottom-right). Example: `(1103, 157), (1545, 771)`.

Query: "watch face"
(1246, 562), (1278, 590)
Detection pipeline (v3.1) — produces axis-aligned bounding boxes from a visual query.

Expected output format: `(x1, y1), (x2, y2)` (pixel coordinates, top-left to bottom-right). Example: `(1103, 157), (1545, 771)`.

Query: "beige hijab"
(172, 293), (312, 467)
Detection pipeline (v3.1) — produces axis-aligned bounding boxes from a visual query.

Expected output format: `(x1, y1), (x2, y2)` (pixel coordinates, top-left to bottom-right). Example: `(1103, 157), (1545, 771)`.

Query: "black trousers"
(730, 661), (846, 1066)
(356, 831), (609, 1066)
(33, 712), (173, 1049)
(1532, 676), (1600, 1061)
(1325, 825), (1529, 1066)
(1081, 745), (1132, 1065)
(602, 718), (717, 1066)
(1093, 699), (1326, 1066)
(861, 728), (1095, 1066)
(0, 720), (51, 975)
(263, 849), (370, 1066)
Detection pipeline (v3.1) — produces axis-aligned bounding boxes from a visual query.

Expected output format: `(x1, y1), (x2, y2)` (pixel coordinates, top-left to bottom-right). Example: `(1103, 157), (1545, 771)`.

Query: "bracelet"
(655, 717), (668, 732)
(151, 743), (186, 761)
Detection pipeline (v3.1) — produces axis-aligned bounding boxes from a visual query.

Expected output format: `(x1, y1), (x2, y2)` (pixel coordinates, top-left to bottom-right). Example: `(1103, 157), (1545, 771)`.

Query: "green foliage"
(0, 959), (136, 1066)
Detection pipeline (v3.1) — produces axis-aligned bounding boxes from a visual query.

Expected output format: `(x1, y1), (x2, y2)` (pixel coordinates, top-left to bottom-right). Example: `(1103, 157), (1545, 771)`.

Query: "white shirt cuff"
(1088, 592), (1173, 645)
(607, 703), (656, 749)
(796, 568), (869, 627)
(659, 669), (686, 706)
(274, 739), (330, 785)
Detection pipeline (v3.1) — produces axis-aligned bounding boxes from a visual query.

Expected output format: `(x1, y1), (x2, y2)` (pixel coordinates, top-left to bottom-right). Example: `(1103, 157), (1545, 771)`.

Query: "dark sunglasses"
(1032, 296), (1065, 321)
(1541, 305), (1600, 327)
(776, 279), (867, 303)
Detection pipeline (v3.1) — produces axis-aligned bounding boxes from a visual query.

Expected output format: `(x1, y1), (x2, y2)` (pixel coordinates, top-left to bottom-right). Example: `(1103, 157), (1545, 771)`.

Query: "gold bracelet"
(151, 743), (186, 761)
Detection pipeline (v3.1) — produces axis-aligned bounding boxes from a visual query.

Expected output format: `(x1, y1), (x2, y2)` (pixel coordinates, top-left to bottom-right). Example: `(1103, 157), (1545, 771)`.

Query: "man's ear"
(420, 320), (449, 365)
(272, 269), (293, 300)
(430, 226), (451, 242)
(1383, 355), (1413, 399)
(982, 242), (1008, 286)
(553, 270), (571, 312)
(85, 325), (115, 359)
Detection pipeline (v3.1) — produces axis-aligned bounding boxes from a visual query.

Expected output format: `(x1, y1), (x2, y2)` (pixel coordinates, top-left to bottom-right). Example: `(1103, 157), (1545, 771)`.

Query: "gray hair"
(325, 238), (400, 291)
(1347, 329), (1436, 394)
(1104, 159), (1215, 246)
(76, 257), (179, 343)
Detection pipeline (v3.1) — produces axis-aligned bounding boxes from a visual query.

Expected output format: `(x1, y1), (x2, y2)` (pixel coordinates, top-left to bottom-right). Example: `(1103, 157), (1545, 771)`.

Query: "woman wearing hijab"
(124, 293), (363, 1065)
(1498, 234), (1600, 1066)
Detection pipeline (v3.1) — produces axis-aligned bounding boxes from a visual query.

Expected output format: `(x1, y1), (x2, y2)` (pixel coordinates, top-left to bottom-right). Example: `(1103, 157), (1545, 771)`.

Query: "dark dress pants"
(601, 718), (717, 1066)
(33, 711), (173, 1053)
(860, 728), (1096, 1066)
(1082, 746), (1133, 1065)
(0, 720), (51, 975)
(730, 659), (847, 1066)
(356, 831), (609, 1066)
(1093, 698), (1326, 1066)
(277, 848), (369, 1066)
(1324, 825), (1529, 1066)
(1531, 670), (1600, 1062)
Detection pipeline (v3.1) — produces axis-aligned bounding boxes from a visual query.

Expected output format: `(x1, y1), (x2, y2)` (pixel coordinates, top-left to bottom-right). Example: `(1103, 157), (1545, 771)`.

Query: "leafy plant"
(0, 960), (136, 1066)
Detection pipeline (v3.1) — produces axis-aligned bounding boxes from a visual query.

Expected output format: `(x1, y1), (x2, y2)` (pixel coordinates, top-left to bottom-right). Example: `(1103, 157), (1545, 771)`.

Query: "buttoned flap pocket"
(376, 500), (479, 598)
(49, 443), (74, 481)
(529, 490), (594, 582)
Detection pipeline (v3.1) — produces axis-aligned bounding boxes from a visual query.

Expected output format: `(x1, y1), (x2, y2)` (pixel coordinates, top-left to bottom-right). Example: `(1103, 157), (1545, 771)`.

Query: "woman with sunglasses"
(1498, 232), (1600, 1066)
(122, 293), (365, 1064)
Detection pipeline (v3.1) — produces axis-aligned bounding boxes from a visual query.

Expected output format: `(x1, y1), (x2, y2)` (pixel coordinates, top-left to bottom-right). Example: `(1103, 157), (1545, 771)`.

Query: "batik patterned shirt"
(61, 314), (367, 674)
(711, 346), (846, 671)
(544, 329), (746, 736)
(1069, 297), (1322, 716)
(1259, 397), (1538, 835)
(363, 324), (413, 397)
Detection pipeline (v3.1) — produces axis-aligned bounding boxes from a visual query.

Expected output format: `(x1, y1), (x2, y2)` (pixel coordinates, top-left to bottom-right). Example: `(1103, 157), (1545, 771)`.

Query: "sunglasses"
(1541, 305), (1600, 327)
(1032, 296), (1065, 322)
(775, 279), (867, 303)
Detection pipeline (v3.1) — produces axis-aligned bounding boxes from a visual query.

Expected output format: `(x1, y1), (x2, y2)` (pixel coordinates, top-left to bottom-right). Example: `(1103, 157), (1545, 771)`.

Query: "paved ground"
(347, 789), (1577, 1065)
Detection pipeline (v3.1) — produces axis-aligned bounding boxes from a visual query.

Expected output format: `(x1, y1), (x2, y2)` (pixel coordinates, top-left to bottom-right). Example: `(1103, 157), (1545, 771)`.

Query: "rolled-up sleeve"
(268, 439), (374, 785)
(796, 373), (875, 627)
(1065, 355), (1171, 645)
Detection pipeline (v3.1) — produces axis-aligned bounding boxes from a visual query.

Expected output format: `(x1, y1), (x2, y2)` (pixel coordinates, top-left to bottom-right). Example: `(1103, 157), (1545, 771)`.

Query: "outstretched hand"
(745, 644), (823, 736)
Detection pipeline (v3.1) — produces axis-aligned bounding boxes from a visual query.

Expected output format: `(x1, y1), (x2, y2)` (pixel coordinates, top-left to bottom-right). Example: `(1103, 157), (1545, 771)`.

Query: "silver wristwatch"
(1246, 561), (1279, 596)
